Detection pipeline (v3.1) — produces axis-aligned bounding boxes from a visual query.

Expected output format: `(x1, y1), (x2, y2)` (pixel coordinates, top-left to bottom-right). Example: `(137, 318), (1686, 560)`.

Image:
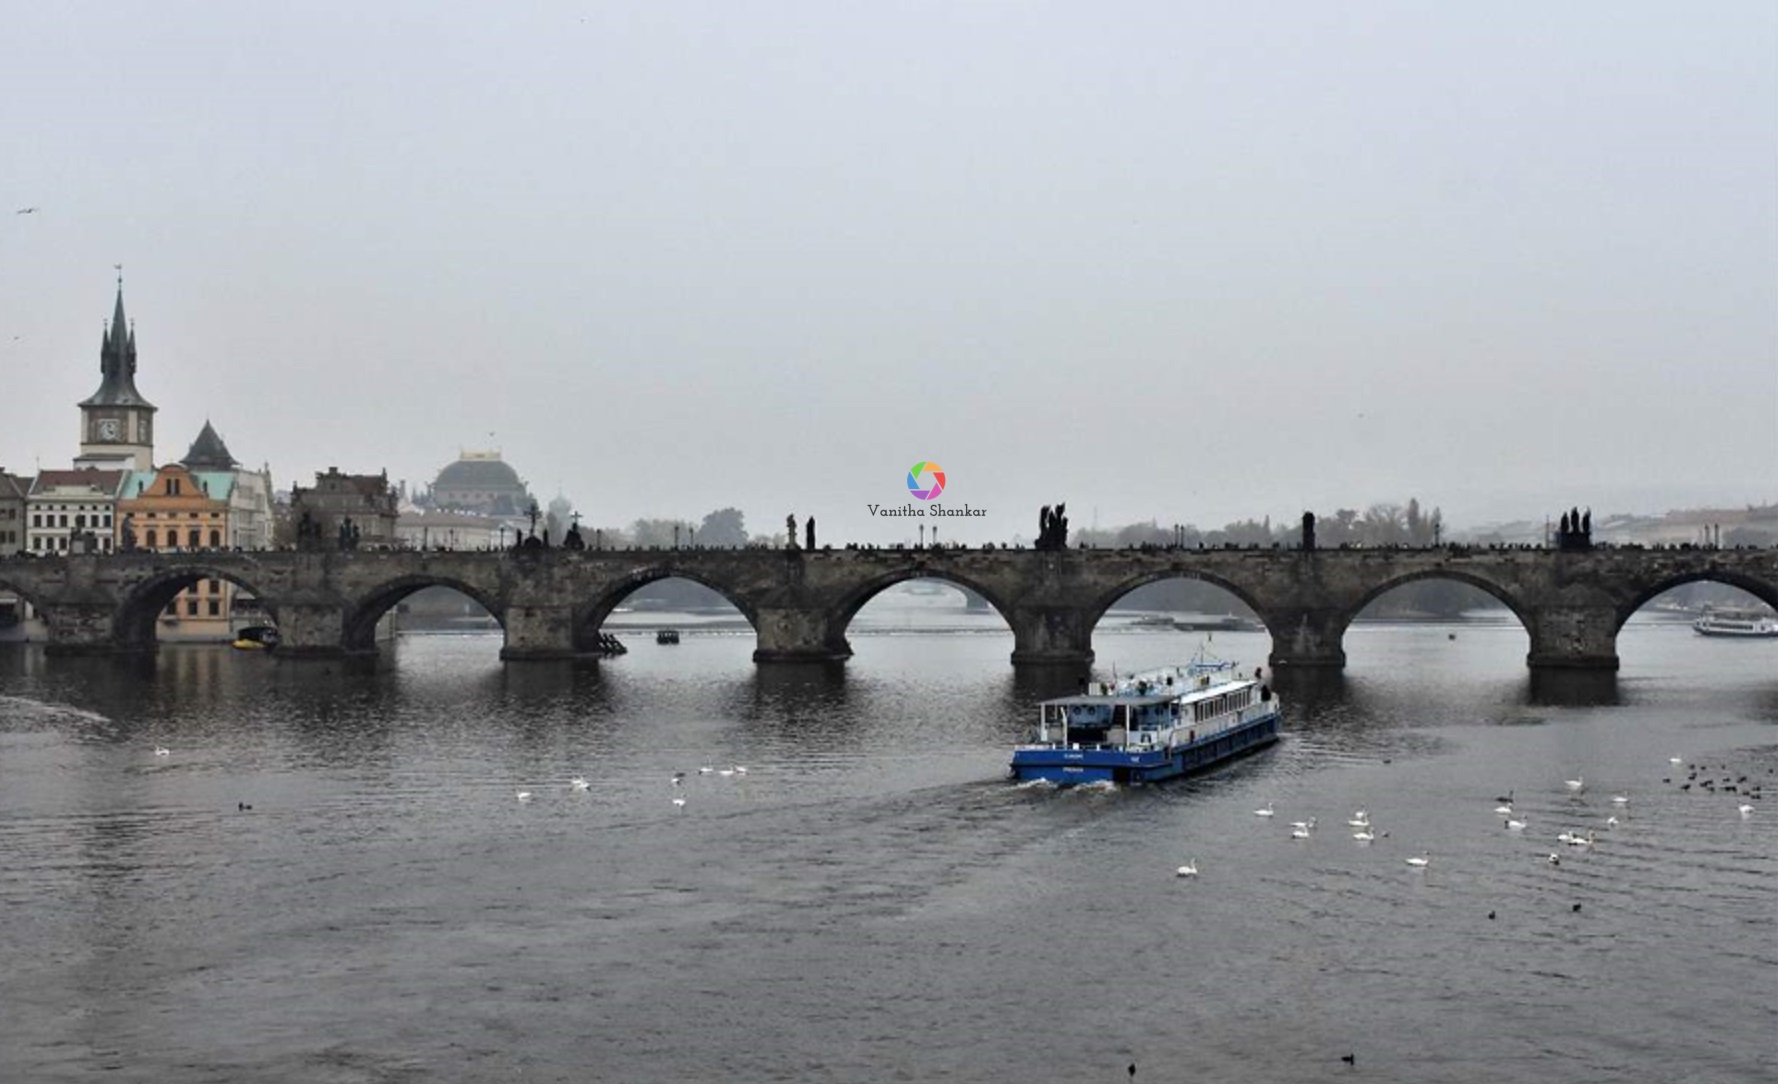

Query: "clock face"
(98, 418), (120, 441)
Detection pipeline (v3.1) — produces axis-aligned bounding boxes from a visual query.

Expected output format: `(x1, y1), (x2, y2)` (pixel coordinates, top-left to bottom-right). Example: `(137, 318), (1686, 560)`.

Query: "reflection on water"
(1526, 668), (1622, 707)
(1, 619), (1773, 1084)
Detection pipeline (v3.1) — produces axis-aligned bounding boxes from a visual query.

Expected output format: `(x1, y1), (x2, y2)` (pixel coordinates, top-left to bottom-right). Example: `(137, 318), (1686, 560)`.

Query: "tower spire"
(80, 271), (155, 410)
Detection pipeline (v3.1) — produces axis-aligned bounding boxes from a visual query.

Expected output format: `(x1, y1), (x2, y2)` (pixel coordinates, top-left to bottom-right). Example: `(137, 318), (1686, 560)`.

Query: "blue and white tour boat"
(1010, 650), (1282, 785)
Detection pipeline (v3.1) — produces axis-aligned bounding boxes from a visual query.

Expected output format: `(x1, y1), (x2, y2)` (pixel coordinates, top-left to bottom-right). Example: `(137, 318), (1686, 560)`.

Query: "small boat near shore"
(231, 625), (280, 651)
(1692, 608), (1778, 638)
(1010, 649), (1281, 785)
(656, 629), (681, 645)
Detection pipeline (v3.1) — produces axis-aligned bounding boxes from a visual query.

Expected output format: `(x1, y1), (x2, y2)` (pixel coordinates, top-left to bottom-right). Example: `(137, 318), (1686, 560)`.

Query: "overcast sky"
(3, 1), (1773, 543)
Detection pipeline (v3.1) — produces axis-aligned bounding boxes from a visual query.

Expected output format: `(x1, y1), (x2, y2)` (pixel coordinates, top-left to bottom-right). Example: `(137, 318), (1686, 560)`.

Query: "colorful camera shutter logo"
(906, 461), (946, 500)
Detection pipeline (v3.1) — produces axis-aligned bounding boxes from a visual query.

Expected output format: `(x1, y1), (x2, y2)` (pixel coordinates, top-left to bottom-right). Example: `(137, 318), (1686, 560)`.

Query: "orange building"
(117, 463), (235, 640)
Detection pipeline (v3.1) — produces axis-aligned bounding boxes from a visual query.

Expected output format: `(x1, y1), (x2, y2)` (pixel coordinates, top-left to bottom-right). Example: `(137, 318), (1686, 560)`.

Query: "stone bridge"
(2, 546), (1774, 671)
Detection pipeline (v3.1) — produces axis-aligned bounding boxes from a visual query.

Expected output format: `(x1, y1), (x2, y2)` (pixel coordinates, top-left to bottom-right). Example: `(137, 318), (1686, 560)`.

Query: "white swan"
(1494, 803), (1514, 815)
(717, 769), (735, 778)
(1405, 853), (1430, 868)
(1565, 775), (1585, 791)
(1605, 815), (1618, 828)
(1353, 827), (1375, 841)
(698, 767), (714, 775)
(1611, 794), (1629, 805)
(516, 790), (532, 802)
(1254, 802), (1274, 817)
(1175, 860), (1199, 877)
(1669, 757), (1684, 765)
(570, 777), (589, 791)
(671, 797), (686, 808)
(1505, 818), (1528, 830)
(733, 765), (748, 774)
(1739, 804), (1755, 816)
(153, 746), (170, 756)
(1348, 812), (1371, 827)
(1291, 818), (1317, 830)
(1546, 852), (1561, 865)
(1292, 823), (1314, 840)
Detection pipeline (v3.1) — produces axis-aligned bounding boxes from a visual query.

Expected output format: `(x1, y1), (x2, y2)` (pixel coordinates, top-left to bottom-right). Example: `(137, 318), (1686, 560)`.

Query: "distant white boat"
(1693, 608), (1778, 638)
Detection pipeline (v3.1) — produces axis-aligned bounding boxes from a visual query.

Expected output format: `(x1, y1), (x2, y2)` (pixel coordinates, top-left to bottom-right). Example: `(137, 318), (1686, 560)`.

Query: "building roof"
(78, 284), (157, 410)
(30, 469), (127, 496)
(434, 452), (526, 492)
(180, 421), (238, 470)
(0, 471), (31, 500)
(191, 471), (238, 500)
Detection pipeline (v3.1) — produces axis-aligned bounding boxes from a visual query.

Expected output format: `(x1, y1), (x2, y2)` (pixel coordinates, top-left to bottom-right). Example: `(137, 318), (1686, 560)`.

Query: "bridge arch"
(114, 566), (282, 649)
(1344, 568), (1532, 638)
(1613, 568), (1778, 633)
(1083, 569), (1269, 637)
(343, 575), (505, 652)
(828, 568), (1018, 641)
(0, 574), (52, 638)
(576, 567), (758, 651)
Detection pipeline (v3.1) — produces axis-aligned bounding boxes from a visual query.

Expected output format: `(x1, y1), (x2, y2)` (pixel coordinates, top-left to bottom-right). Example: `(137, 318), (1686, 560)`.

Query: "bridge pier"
(1525, 605), (1620, 671)
(752, 607), (852, 663)
(275, 602), (355, 659)
(1009, 607), (1095, 668)
(41, 602), (146, 656)
(500, 605), (578, 661)
(1264, 608), (1348, 670)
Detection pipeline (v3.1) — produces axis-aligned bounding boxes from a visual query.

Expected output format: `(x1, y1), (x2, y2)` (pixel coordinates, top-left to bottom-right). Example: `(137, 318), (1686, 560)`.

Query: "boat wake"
(0, 695), (111, 725)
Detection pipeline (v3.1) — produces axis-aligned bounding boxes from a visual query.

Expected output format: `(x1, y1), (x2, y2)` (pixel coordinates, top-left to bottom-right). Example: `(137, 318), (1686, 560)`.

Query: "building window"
(208, 579), (220, 594)
(145, 529), (157, 548)
(165, 602), (177, 616)
(186, 599), (199, 616)
(169, 479), (181, 496)
(209, 529), (221, 548)
(207, 600), (220, 617)
(187, 529), (200, 548)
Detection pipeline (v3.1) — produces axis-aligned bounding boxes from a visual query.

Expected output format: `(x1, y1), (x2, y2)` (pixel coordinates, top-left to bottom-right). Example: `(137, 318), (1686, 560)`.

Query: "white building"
(27, 469), (125, 554)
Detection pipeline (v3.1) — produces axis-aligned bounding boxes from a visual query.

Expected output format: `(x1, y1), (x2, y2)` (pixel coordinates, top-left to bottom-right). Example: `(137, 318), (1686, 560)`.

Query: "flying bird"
(15, 207), (37, 214)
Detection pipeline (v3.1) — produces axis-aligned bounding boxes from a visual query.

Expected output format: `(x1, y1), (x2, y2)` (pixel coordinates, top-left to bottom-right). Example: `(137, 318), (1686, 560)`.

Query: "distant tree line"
(1080, 498), (1495, 618)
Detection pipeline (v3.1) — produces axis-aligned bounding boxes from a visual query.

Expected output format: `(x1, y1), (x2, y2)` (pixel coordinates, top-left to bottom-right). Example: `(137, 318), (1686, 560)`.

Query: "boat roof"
(1041, 675), (1255, 708)
(1041, 693), (1183, 708)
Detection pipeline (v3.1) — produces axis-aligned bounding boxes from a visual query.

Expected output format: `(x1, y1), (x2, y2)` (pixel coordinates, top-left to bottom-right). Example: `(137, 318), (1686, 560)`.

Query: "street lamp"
(499, 523), (508, 550)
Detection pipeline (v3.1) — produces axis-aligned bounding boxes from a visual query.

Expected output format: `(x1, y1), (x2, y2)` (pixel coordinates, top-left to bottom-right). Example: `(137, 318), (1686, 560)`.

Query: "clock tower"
(76, 276), (157, 470)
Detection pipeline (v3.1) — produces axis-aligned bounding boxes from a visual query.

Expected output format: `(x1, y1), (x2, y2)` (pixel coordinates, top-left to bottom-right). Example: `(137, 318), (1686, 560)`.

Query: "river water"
(1, 608), (1773, 1083)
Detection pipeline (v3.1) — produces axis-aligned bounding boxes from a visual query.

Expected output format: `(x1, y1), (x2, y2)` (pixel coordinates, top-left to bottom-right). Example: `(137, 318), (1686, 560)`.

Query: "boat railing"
(1017, 740), (1120, 753)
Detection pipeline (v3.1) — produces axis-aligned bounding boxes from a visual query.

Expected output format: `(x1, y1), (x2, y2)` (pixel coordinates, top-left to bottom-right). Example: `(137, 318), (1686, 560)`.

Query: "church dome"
(430, 451), (532, 516)
(434, 454), (524, 491)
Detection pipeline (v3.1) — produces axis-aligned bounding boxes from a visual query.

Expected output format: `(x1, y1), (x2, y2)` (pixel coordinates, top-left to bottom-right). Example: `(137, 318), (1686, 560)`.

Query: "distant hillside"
(1458, 504), (1778, 548)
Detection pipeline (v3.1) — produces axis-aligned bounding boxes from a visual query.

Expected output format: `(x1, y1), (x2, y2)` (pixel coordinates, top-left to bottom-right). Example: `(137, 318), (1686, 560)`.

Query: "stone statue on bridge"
(787, 514), (798, 550)
(1555, 506), (1593, 552)
(1302, 511), (1316, 552)
(805, 517), (816, 551)
(1036, 503), (1070, 550)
